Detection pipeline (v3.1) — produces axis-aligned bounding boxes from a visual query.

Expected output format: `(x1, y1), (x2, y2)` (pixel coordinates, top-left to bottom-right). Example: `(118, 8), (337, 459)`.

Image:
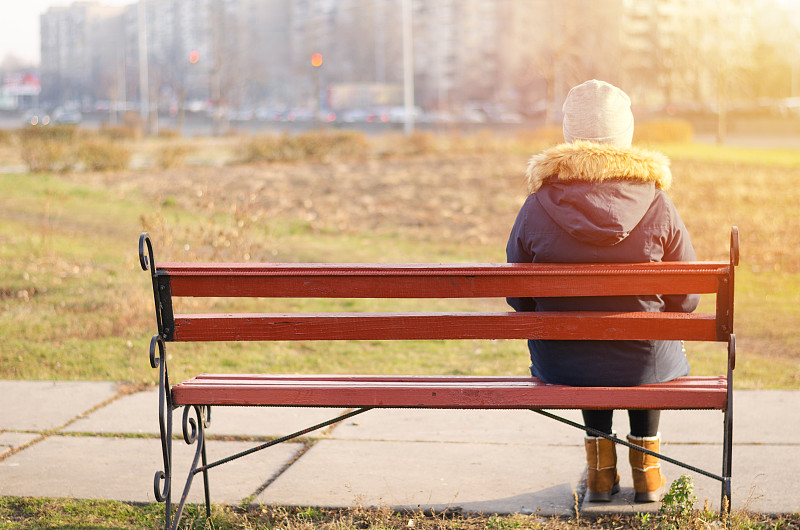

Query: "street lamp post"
(137, 0), (150, 135)
(402, 0), (415, 136)
(312, 53), (323, 125)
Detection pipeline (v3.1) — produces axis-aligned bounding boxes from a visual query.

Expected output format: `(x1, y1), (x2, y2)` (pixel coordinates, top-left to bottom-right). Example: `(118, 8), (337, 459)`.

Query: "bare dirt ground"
(92, 153), (533, 259)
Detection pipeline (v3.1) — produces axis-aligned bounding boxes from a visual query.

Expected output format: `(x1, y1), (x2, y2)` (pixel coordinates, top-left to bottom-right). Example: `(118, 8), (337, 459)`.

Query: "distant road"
(0, 109), (530, 137)
(3, 110), (800, 149)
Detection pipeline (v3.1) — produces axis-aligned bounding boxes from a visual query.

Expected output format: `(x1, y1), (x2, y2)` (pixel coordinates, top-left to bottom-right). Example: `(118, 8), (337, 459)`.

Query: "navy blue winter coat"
(506, 141), (699, 386)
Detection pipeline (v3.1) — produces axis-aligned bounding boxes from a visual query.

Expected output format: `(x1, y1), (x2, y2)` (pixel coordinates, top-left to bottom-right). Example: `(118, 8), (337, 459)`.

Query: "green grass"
(0, 497), (163, 529)
(656, 142), (800, 169)
(1, 496), (797, 529)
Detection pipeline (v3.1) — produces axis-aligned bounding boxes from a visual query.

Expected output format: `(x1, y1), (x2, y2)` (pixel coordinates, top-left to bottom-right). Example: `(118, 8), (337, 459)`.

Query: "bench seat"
(172, 374), (728, 410)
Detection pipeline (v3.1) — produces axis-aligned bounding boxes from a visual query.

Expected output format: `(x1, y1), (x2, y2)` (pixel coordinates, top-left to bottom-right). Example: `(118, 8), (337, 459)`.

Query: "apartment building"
(38, 0), (778, 116)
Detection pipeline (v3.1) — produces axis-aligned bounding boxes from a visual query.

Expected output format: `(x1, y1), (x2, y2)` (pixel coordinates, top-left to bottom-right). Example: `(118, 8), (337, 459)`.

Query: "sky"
(0, 1), (132, 67)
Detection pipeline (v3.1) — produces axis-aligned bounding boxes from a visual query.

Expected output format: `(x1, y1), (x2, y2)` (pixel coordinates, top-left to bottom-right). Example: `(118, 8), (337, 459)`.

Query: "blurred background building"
(15, 0), (800, 126)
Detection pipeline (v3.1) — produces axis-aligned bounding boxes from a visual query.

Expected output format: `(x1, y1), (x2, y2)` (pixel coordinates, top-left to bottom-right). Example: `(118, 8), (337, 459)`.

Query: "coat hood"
(526, 142), (673, 246)
(526, 141), (671, 194)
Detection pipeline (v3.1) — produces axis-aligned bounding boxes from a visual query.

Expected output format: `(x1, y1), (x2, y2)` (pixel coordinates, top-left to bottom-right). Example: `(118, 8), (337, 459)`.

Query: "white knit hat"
(562, 79), (634, 148)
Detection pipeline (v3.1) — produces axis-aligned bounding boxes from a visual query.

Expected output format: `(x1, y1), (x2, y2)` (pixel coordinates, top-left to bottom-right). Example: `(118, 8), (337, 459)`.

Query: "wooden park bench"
(139, 227), (738, 529)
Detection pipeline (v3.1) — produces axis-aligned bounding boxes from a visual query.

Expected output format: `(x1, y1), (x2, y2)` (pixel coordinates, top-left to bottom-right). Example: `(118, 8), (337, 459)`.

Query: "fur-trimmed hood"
(526, 141), (671, 195)
(525, 141), (674, 246)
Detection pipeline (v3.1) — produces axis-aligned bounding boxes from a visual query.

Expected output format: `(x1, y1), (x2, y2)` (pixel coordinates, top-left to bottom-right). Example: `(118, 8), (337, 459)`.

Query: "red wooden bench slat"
(159, 261), (729, 298)
(172, 311), (718, 342)
(171, 375), (728, 410)
(158, 262), (730, 275)
(181, 373), (726, 387)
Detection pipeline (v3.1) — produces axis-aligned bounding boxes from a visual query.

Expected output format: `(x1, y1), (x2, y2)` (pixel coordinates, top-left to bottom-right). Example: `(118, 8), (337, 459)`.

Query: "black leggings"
(582, 409), (660, 438)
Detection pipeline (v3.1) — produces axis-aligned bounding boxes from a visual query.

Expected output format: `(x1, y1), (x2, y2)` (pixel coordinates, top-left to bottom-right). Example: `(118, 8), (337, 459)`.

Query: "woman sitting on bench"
(506, 79), (700, 503)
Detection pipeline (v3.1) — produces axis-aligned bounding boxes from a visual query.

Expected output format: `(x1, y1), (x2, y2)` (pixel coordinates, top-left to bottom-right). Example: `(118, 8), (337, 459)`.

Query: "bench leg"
(201, 407), (211, 518)
(155, 403), (173, 530)
(721, 335), (735, 515)
(155, 403), (173, 529)
(721, 404), (733, 515)
(170, 405), (210, 530)
(150, 336), (174, 530)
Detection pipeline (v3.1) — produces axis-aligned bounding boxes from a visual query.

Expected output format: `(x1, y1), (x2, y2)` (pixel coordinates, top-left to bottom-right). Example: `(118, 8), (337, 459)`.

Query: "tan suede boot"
(584, 435), (620, 502)
(627, 433), (667, 503)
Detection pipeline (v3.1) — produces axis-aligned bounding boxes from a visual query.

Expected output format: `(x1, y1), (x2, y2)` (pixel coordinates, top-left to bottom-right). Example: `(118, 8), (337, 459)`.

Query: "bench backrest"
(140, 228), (738, 348)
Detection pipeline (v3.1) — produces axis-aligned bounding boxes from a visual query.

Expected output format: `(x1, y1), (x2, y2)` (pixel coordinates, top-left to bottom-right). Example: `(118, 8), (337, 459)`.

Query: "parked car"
(421, 110), (455, 123)
(285, 108), (314, 122)
(22, 109), (50, 126)
(52, 107), (82, 124)
(457, 108), (487, 123)
(340, 108), (370, 123)
(491, 111), (524, 124)
(778, 97), (800, 117)
(388, 106), (423, 123)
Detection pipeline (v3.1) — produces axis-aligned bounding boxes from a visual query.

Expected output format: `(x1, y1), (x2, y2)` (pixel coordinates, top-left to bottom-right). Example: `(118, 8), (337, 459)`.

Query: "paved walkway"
(1, 381), (797, 516)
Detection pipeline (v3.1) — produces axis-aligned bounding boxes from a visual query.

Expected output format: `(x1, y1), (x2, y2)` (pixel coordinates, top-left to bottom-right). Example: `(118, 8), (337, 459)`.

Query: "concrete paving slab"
(256, 439), (582, 516)
(670, 443), (800, 514)
(63, 389), (350, 438)
(327, 390), (797, 445)
(658, 390), (800, 444)
(0, 381), (118, 431)
(580, 442), (800, 515)
(0, 432), (41, 459)
(1, 381), (796, 517)
(0, 434), (303, 504)
(330, 408), (585, 444)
